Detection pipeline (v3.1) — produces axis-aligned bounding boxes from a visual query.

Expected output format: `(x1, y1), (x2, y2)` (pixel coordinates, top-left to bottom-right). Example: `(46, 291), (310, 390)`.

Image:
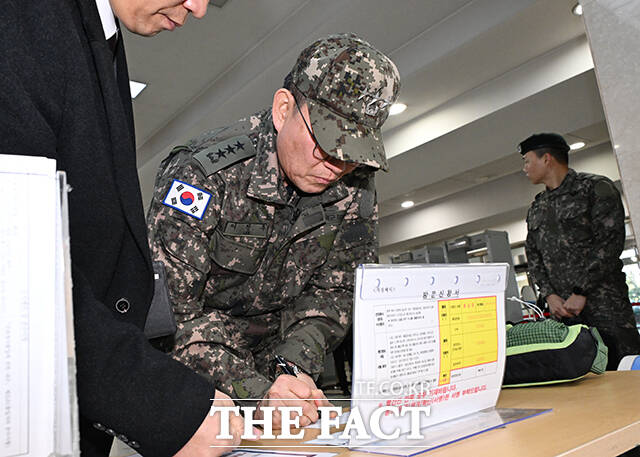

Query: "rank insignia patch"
(162, 179), (211, 220)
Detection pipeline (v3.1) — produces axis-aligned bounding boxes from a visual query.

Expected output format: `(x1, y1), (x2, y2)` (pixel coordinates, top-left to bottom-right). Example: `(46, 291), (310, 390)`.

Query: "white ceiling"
(123, 0), (612, 253)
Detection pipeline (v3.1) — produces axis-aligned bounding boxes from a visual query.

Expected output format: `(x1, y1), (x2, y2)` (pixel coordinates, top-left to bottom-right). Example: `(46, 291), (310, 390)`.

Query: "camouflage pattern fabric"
(147, 109), (378, 399)
(525, 169), (640, 367)
(289, 33), (401, 171)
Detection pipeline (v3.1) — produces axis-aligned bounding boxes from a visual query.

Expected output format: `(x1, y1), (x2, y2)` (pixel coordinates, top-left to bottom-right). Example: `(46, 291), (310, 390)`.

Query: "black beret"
(517, 133), (569, 155)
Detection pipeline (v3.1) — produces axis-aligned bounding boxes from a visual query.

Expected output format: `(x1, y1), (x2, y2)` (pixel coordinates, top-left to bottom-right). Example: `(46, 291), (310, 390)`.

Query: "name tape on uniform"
(162, 179), (211, 220)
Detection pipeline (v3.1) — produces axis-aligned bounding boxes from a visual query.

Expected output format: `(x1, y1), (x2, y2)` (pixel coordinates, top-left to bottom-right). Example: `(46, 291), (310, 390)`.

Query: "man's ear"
(272, 89), (293, 133)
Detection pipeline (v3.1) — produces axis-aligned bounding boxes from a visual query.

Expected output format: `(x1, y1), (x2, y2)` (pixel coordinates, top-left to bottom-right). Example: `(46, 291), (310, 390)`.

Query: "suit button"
(130, 441), (141, 449)
(115, 298), (130, 313)
(93, 422), (106, 431)
(106, 428), (116, 436)
(117, 434), (129, 443)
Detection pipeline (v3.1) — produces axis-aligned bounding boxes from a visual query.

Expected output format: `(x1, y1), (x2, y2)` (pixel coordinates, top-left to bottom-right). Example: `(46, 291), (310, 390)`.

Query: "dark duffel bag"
(503, 319), (608, 387)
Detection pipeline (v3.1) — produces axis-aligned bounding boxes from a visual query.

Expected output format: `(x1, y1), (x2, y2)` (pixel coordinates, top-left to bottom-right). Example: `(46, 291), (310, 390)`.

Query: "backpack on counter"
(503, 319), (608, 387)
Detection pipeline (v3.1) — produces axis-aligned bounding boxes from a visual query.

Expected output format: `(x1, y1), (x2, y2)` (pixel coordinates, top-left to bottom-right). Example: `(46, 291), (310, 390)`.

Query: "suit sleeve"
(72, 269), (213, 456)
(0, 9), (215, 454)
(0, 89), (214, 457)
(273, 176), (378, 377)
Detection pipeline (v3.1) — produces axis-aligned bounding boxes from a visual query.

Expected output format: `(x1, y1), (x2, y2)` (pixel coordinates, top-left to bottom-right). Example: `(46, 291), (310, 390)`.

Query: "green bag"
(503, 319), (608, 387)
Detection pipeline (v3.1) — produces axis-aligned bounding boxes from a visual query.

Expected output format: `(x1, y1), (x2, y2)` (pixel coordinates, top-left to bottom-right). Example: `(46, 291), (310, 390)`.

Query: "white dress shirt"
(94, 0), (118, 40)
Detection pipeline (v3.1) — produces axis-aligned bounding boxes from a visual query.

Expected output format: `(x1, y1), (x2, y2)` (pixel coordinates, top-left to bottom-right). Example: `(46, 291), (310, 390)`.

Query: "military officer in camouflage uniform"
(520, 133), (640, 369)
(147, 33), (400, 424)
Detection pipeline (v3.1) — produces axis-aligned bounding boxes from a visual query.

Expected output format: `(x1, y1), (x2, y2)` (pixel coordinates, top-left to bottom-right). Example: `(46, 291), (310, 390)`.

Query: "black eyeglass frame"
(291, 90), (362, 168)
(292, 95), (323, 160)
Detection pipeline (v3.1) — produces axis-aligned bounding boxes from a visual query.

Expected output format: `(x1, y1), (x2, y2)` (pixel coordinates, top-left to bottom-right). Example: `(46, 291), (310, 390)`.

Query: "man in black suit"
(0, 0), (247, 455)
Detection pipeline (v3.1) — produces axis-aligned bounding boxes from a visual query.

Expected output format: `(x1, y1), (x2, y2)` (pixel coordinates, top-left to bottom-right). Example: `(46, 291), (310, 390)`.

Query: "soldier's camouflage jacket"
(525, 169), (636, 331)
(147, 109), (377, 398)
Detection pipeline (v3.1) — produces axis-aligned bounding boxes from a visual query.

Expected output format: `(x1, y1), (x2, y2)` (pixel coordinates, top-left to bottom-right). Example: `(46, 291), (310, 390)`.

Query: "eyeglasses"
(293, 96), (362, 171)
(293, 96), (324, 161)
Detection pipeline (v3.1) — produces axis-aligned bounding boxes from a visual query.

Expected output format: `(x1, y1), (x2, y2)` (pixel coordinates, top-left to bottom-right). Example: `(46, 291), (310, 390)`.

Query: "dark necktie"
(107, 30), (119, 59)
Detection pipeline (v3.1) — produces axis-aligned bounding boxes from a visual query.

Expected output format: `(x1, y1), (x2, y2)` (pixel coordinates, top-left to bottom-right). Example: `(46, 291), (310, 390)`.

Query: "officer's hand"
(174, 390), (258, 457)
(546, 294), (572, 319)
(564, 293), (587, 317)
(256, 374), (331, 428)
(294, 372), (333, 410)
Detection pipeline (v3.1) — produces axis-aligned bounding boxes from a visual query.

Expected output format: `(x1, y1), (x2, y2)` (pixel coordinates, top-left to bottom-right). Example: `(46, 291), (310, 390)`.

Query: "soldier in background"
(147, 33), (400, 425)
(520, 132), (640, 369)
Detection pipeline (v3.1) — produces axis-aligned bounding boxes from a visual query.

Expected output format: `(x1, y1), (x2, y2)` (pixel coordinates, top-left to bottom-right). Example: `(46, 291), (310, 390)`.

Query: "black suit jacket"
(0, 1), (213, 455)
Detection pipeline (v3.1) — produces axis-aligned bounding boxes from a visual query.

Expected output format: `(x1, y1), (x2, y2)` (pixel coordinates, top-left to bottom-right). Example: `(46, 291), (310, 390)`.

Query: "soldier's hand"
(564, 293), (587, 317)
(174, 390), (259, 457)
(295, 372), (334, 410)
(546, 294), (572, 319)
(257, 374), (331, 428)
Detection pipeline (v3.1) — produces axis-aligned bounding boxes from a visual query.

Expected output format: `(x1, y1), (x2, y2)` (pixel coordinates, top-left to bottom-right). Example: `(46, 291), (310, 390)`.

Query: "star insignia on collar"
(235, 140), (245, 151)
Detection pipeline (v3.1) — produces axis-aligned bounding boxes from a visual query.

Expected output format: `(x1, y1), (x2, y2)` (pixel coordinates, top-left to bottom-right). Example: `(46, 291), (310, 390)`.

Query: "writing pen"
(275, 354), (300, 376)
(275, 355), (332, 416)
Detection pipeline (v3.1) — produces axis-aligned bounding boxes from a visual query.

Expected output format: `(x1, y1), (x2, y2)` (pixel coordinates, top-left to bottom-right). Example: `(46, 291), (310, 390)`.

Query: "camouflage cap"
(287, 33), (400, 171)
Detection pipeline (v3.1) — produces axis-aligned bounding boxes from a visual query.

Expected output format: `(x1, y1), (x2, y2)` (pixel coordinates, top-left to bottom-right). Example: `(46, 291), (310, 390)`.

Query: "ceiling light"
(389, 103), (407, 115)
(129, 80), (147, 99)
(401, 200), (414, 209)
(572, 3), (583, 15)
(569, 141), (585, 150)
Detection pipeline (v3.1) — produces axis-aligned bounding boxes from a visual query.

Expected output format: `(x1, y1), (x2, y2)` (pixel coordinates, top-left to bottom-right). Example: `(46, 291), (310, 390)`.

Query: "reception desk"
(244, 371), (640, 457)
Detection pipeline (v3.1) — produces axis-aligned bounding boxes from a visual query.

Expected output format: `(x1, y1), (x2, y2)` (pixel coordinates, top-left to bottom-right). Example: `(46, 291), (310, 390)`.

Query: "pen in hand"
(273, 355), (335, 417)
(275, 354), (299, 376)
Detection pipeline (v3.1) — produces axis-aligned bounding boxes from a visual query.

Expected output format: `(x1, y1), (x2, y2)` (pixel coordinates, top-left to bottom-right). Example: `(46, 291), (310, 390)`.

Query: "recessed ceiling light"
(569, 141), (585, 150)
(401, 200), (414, 209)
(129, 80), (147, 99)
(389, 103), (407, 116)
(572, 3), (583, 15)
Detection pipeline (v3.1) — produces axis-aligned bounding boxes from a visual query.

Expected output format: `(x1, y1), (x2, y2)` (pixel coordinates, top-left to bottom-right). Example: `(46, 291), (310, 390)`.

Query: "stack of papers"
(0, 155), (78, 457)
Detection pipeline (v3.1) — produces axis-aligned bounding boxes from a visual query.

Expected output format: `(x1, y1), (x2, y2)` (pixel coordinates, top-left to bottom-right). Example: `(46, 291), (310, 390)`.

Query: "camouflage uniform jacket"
(147, 109), (378, 397)
(525, 168), (636, 330)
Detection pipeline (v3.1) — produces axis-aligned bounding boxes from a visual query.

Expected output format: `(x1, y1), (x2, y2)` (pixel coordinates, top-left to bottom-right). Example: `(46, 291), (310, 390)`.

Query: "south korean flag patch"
(162, 179), (212, 220)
